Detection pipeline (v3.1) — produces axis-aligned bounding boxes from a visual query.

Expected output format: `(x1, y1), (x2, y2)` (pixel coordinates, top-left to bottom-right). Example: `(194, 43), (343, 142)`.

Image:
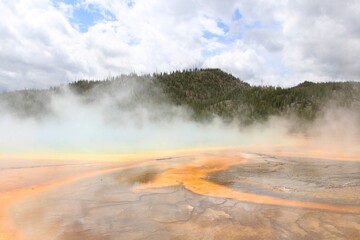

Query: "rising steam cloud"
(0, 76), (359, 159)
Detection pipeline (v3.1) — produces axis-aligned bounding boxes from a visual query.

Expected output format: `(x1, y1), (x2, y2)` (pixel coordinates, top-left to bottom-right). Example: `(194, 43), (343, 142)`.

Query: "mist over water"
(0, 82), (228, 156)
(0, 77), (359, 159)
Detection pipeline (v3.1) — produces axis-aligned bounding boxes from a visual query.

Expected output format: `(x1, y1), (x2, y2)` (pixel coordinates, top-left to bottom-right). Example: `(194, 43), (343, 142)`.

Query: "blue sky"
(54, 0), (116, 32)
(0, 0), (359, 90)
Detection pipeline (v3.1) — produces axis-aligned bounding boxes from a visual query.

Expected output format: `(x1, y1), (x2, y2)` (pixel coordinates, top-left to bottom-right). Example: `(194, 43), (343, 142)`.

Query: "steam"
(303, 104), (360, 157)
(0, 78), (261, 156)
(0, 77), (359, 160)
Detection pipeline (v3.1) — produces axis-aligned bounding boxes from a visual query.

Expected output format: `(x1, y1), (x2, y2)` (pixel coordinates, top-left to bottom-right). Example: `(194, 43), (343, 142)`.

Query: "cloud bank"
(0, 0), (359, 90)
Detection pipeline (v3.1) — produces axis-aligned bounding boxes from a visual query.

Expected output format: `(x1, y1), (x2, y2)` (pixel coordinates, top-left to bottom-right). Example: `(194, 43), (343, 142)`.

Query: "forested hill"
(1, 68), (359, 124)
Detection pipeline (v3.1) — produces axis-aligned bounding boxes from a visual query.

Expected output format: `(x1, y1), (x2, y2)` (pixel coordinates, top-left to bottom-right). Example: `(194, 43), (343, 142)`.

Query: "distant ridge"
(1, 68), (359, 124)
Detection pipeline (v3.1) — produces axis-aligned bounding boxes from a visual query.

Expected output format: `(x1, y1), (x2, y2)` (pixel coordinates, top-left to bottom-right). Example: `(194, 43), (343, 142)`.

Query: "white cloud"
(203, 42), (265, 83)
(277, 0), (360, 82)
(200, 18), (225, 36)
(0, 0), (359, 90)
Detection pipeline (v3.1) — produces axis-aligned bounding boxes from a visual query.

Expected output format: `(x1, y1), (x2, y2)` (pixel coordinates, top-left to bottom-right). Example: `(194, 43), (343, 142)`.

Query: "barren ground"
(0, 147), (359, 240)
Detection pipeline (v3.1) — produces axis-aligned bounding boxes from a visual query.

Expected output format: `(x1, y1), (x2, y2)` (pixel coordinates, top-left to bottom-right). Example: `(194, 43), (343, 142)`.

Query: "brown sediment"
(1, 147), (360, 239)
(251, 147), (360, 162)
(0, 159), (155, 240)
(246, 135), (360, 162)
(0, 150), (200, 240)
(136, 152), (360, 214)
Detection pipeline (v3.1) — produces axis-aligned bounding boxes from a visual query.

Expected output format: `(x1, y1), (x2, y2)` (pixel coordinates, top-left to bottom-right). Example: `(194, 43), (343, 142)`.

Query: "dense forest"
(1, 69), (359, 125)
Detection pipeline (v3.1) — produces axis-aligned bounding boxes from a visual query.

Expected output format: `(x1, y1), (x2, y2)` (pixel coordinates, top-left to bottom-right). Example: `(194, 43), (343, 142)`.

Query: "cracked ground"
(2, 149), (360, 240)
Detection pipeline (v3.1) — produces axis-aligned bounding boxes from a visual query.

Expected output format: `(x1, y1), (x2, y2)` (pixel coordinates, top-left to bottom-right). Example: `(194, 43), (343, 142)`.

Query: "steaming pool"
(1, 147), (360, 240)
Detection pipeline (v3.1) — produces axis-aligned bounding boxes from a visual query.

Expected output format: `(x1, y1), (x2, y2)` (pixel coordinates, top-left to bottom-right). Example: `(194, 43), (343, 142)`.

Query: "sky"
(0, 0), (359, 91)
